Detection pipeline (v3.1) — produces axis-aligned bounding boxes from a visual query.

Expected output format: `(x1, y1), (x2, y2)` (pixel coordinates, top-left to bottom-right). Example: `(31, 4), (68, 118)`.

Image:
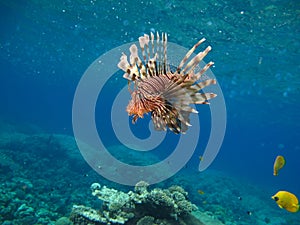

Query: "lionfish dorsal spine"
(162, 32), (167, 75)
(194, 61), (214, 80)
(155, 32), (160, 63)
(191, 79), (217, 91)
(150, 32), (155, 57)
(138, 34), (149, 62)
(118, 32), (170, 82)
(181, 45), (212, 75)
(129, 45), (145, 79)
(176, 38), (206, 74)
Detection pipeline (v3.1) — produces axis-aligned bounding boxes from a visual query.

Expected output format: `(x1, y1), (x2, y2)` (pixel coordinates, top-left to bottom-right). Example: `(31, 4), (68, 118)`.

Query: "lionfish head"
(118, 32), (217, 134)
(126, 91), (150, 121)
(127, 100), (144, 119)
(126, 90), (164, 123)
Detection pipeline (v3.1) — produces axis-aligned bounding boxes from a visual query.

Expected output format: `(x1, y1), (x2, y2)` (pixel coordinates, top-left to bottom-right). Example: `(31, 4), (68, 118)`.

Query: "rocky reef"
(70, 181), (204, 225)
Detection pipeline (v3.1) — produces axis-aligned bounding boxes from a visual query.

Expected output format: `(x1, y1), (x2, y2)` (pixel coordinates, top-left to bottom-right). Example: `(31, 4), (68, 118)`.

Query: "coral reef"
(1, 124), (300, 225)
(136, 216), (154, 225)
(0, 130), (97, 225)
(70, 181), (200, 224)
(55, 216), (73, 225)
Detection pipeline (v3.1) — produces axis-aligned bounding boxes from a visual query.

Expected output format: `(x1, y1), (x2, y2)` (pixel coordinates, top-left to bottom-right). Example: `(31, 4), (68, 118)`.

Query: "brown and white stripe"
(118, 32), (216, 134)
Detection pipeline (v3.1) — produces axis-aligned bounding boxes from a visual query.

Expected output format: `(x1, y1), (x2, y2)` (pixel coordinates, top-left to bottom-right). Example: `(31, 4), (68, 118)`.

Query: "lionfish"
(118, 32), (217, 134)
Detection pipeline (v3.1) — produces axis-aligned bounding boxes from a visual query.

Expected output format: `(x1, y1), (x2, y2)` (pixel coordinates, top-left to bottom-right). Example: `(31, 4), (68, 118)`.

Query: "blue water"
(1, 0), (299, 224)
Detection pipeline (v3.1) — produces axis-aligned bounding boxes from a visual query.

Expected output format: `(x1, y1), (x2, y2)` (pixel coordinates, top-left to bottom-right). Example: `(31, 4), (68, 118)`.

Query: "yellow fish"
(273, 155), (285, 176)
(197, 190), (205, 195)
(272, 191), (299, 213)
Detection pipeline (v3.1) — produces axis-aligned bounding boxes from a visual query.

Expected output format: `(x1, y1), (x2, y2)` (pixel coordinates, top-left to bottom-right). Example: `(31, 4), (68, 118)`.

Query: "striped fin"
(192, 93), (217, 104)
(151, 110), (167, 131)
(152, 102), (193, 134)
(190, 79), (217, 92)
(129, 44), (147, 79)
(118, 44), (147, 81)
(147, 32), (168, 76)
(118, 42), (152, 81)
(177, 38), (206, 73)
(158, 107), (182, 134)
(155, 32), (160, 66)
(139, 34), (150, 61)
(155, 32), (168, 75)
(162, 33), (168, 74)
(151, 33), (155, 57)
(194, 61), (214, 80)
(118, 32), (170, 81)
(138, 33), (156, 77)
(181, 46), (212, 74)
(117, 53), (130, 72)
(117, 53), (138, 81)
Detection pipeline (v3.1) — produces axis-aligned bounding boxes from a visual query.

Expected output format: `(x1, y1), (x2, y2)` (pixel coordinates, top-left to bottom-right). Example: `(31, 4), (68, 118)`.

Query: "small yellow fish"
(273, 155), (285, 176)
(272, 191), (299, 213)
(199, 156), (203, 161)
(197, 189), (205, 195)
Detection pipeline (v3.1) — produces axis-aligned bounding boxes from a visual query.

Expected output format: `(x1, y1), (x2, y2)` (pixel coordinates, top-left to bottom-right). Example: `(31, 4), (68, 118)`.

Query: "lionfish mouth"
(118, 32), (217, 134)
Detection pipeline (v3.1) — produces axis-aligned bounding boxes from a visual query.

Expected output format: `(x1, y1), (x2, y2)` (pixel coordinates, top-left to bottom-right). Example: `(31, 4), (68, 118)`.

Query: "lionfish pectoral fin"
(118, 53), (130, 71)
(151, 112), (167, 131)
(191, 79), (217, 91)
(177, 111), (191, 125)
(205, 93), (217, 99)
(165, 111), (182, 134)
(177, 110), (194, 133)
(166, 116), (181, 134)
(191, 108), (198, 113)
(178, 114), (192, 127)
(193, 93), (217, 104)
